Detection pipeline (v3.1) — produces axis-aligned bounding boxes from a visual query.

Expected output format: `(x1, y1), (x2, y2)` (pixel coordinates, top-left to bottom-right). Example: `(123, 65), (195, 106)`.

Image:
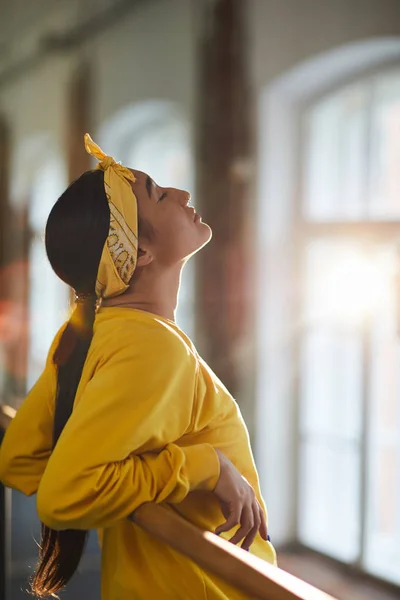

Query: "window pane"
(300, 238), (400, 576)
(298, 439), (361, 562)
(299, 238), (364, 561)
(368, 70), (400, 219)
(364, 444), (400, 584)
(303, 238), (387, 328)
(300, 329), (363, 440)
(364, 252), (400, 583)
(303, 83), (369, 221)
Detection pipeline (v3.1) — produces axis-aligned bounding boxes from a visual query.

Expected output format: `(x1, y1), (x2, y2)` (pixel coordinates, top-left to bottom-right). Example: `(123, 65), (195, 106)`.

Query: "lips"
(187, 205), (202, 222)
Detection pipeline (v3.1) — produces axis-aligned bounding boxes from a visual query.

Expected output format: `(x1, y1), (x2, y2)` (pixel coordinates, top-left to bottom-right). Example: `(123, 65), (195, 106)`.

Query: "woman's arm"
(0, 372), (54, 495)
(36, 333), (220, 531)
(0, 327), (64, 495)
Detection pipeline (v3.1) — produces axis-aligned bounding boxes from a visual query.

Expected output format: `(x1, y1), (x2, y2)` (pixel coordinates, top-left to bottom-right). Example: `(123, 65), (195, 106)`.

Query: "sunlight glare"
(310, 249), (395, 326)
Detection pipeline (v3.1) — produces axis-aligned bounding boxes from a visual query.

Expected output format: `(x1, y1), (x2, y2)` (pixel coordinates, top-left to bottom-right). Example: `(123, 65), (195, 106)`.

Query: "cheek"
(154, 213), (195, 258)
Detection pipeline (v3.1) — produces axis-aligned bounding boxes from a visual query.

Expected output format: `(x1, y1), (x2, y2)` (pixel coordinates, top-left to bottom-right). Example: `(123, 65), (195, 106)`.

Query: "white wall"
(250, 0), (400, 87)
(0, 0), (197, 201)
(88, 0), (196, 132)
(250, 0), (400, 547)
(0, 56), (73, 207)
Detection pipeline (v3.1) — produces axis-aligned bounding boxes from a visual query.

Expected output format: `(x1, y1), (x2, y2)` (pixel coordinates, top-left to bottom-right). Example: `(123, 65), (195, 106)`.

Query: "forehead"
(129, 169), (153, 187)
(128, 169), (152, 200)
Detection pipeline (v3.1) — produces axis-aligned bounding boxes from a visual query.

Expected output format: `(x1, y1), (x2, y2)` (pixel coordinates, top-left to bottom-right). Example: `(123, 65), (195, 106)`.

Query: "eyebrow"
(146, 175), (153, 198)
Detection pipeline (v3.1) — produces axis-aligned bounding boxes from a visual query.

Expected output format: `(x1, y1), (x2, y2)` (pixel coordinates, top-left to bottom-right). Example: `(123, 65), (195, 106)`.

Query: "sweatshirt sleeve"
(36, 330), (220, 531)
(0, 325), (65, 495)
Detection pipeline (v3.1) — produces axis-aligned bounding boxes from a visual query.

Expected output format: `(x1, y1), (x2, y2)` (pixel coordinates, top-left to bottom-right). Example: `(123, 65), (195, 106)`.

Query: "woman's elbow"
(36, 475), (96, 530)
(36, 483), (69, 529)
(37, 477), (76, 529)
(0, 454), (38, 496)
(0, 448), (15, 486)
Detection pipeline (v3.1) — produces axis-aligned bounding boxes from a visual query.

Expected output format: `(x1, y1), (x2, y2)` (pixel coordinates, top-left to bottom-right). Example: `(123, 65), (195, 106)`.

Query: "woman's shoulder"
(92, 309), (195, 366)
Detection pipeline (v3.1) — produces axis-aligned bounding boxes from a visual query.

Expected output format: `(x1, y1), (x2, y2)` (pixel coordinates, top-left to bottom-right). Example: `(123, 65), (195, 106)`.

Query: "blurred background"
(1, 0), (400, 598)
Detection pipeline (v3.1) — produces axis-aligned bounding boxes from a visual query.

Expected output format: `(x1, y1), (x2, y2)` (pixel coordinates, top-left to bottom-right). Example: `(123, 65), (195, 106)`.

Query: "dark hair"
(31, 170), (110, 597)
(30, 168), (153, 597)
(30, 170), (110, 598)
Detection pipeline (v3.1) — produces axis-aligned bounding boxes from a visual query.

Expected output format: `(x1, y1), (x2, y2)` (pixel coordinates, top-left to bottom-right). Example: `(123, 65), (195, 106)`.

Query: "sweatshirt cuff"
(182, 444), (220, 492)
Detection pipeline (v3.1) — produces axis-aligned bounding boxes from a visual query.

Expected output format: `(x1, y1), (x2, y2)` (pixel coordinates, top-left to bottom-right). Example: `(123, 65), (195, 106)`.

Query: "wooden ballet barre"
(132, 503), (338, 600)
(0, 406), (338, 600)
(0, 404), (16, 433)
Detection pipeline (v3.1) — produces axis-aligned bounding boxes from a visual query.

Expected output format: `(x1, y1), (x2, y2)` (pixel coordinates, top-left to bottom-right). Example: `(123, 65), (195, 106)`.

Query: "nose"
(168, 187), (191, 206)
(178, 190), (191, 206)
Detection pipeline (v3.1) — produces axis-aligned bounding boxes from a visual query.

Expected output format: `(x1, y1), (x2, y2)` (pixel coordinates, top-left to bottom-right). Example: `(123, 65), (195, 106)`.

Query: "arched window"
(257, 39), (400, 586)
(99, 101), (195, 337)
(299, 67), (400, 581)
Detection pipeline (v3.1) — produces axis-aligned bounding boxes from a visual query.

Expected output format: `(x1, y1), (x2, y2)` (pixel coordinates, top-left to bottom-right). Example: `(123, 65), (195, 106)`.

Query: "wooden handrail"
(133, 504), (336, 600)
(0, 404), (15, 432)
(0, 406), (338, 600)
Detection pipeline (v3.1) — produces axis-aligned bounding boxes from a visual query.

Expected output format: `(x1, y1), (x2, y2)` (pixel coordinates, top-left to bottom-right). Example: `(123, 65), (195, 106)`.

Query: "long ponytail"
(30, 298), (97, 598)
(29, 171), (109, 597)
(29, 169), (152, 597)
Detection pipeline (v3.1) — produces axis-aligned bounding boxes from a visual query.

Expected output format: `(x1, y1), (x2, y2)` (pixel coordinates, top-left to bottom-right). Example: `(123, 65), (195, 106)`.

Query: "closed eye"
(158, 192), (168, 202)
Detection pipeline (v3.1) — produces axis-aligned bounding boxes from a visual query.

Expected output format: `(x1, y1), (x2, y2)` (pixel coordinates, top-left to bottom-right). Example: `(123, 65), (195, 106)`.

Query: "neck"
(101, 262), (184, 321)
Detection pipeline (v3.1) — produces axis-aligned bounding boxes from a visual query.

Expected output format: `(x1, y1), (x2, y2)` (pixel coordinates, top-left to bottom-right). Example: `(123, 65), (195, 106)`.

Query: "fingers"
(239, 504), (261, 550)
(214, 493), (269, 551)
(240, 503), (267, 550)
(219, 500), (231, 520)
(215, 505), (241, 536)
(217, 502), (268, 551)
(240, 523), (260, 551)
(228, 506), (255, 546)
(258, 503), (268, 541)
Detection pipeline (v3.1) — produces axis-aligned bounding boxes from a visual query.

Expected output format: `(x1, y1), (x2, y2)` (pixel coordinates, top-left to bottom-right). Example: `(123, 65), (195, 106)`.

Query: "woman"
(0, 135), (276, 599)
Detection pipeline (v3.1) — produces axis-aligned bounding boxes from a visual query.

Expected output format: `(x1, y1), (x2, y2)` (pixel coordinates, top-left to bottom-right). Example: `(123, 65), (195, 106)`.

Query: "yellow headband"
(84, 133), (138, 299)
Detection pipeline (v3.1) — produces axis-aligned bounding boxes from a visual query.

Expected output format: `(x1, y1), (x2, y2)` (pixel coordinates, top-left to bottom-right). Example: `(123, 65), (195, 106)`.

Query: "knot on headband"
(84, 133), (136, 185)
(83, 133), (138, 299)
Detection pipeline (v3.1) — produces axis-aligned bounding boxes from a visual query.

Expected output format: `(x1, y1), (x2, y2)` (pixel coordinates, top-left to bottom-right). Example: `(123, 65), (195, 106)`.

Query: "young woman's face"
(130, 170), (212, 266)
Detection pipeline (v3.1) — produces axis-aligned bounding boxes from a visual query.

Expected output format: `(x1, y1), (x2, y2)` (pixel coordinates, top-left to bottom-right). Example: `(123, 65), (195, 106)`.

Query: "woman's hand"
(213, 449), (268, 551)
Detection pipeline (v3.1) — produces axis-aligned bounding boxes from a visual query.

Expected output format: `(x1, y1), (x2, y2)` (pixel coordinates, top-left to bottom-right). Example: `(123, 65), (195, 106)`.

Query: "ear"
(136, 245), (154, 268)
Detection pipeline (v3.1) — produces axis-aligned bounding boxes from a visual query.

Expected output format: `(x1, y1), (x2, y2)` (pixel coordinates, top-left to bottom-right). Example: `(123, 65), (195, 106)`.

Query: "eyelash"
(158, 192), (167, 202)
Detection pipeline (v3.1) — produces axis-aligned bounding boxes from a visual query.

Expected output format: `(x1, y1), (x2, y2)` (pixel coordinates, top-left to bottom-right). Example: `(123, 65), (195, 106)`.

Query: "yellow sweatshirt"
(0, 307), (276, 599)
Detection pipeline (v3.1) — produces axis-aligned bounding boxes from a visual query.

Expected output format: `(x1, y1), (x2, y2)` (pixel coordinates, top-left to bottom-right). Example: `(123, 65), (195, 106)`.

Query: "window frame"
(294, 67), (400, 581)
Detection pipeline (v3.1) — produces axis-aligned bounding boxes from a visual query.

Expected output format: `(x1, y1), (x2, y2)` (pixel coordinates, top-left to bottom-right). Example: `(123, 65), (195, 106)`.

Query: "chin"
(197, 221), (212, 249)
(185, 223), (212, 259)
(200, 220), (212, 240)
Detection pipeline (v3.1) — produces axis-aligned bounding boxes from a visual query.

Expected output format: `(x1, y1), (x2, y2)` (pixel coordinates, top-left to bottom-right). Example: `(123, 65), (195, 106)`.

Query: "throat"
(101, 298), (177, 322)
